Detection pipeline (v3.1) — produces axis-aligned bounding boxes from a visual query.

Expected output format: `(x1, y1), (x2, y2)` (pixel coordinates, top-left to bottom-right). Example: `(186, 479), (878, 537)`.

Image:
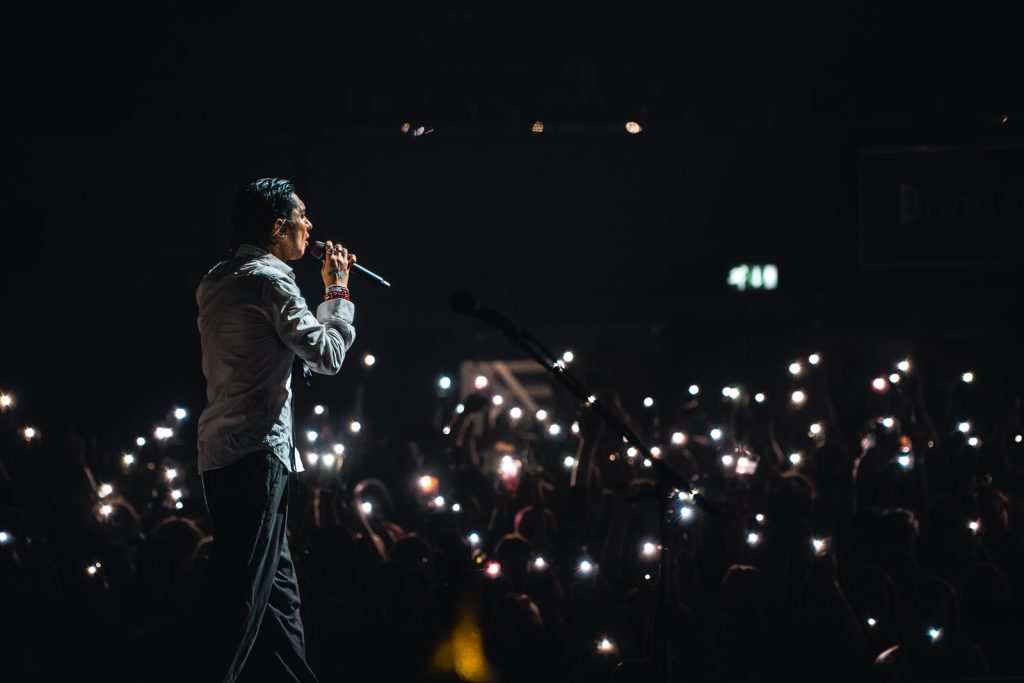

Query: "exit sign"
(727, 264), (778, 291)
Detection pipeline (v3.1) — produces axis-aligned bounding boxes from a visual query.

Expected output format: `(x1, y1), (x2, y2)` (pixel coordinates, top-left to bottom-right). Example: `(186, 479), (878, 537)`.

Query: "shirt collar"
(235, 243), (295, 280)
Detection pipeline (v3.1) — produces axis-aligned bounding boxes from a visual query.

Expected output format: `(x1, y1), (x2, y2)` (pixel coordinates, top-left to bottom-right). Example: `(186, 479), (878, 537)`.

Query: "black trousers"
(193, 451), (317, 683)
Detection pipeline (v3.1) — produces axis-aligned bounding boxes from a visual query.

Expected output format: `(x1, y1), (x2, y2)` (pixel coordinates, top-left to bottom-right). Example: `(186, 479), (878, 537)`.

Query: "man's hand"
(321, 240), (357, 288)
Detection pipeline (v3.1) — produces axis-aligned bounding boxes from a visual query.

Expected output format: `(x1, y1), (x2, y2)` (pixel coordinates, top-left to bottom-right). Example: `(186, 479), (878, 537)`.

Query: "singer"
(193, 178), (357, 682)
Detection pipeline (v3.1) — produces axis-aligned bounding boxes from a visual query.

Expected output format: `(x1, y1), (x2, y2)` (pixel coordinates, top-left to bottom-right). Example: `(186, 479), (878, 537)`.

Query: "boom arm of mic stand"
(492, 320), (713, 515)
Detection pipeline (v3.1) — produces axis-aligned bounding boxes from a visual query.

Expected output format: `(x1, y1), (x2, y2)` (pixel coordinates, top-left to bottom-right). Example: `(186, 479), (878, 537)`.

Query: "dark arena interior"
(1, 4), (1023, 682)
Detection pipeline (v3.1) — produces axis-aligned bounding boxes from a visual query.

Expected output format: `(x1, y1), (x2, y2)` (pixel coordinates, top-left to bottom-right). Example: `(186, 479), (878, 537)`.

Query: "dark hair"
(229, 178), (298, 249)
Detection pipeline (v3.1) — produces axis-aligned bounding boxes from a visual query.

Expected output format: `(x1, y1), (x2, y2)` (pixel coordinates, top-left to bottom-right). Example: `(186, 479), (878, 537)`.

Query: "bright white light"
(468, 532), (481, 546)
(0, 394), (11, 408)
(898, 359), (911, 373)
(586, 394), (598, 406)
(0, 531), (11, 544)
(533, 557), (547, 570)
(419, 476), (438, 493)
(306, 430), (318, 442)
(98, 484), (113, 498)
(363, 354), (376, 367)
(968, 437), (980, 447)
(643, 459), (653, 468)
(154, 427), (173, 440)
(650, 446), (662, 457)
(563, 456), (575, 469)
(791, 390), (807, 406)
(171, 489), (183, 500)
(812, 537), (828, 556)
(433, 496), (446, 508)
(474, 375), (488, 390)
(509, 407), (523, 420)
(548, 424), (562, 436)
(322, 454), (336, 468)
(808, 354), (821, 365)
(710, 428), (723, 441)
(100, 504), (113, 517)
(136, 437), (146, 447)
(809, 423), (823, 436)
(746, 532), (761, 546)
(882, 417), (895, 429)
(680, 505), (694, 521)
(562, 351), (574, 363)
(644, 573), (652, 581)
(492, 395), (503, 406)
(898, 454), (912, 468)
(735, 456), (757, 475)
(872, 377), (888, 392)
(165, 468), (177, 481)
(455, 403), (465, 414)
(789, 453), (802, 466)
(962, 372), (974, 384)
(1016, 435), (1023, 444)
(452, 503), (462, 513)
(754, 393), (766, 403)
(641, 542), (658, 558)
(597, 637), (617, 654)
(535, 409), (548, 421)
(578, 559), (594, 575)
(361, 501), (373, 513)
(174, 407), (188, 420)
(867, 617), (877, 628)
(686, 385), (698, 397)
(485, 561), (501, 578)
(306, 453), (319, 466)
(789, 362), (803, 376)
(755, 513), (765, 523)
(122, 454), (135, 466)
(499, 456), (519, 477)
(626, 447), (638, 458)
(928, 627), (942, 642)
(958, 421), (971, 434)
(314, 404), (325, 415)
(643, 397), (654, 408)
(571, 421), (580, 435)
(889, 373), (901, 384)
(438, 376), (452, 391)
(721, 454), (735, 468)
(349, 421), (361, 433)
(671, 432), (687, 445)
(87, 563), (100, 576)
(728, 387), (740, 400)
(625, 121), (642, 134)
(968, 520), (981, 534)
(333, 443), (345, 455)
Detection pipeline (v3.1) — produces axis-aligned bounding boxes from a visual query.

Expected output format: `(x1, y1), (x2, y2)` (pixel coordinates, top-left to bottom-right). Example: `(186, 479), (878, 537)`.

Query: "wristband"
(324, 285), (350, 302)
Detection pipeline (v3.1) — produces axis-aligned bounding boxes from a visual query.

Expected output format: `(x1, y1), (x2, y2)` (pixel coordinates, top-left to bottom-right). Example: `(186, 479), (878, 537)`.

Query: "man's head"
(230, 177), (313, 260)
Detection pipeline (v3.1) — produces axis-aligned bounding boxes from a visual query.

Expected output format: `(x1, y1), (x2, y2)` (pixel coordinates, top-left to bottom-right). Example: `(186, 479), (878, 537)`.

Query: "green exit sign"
(727, 264), (778, 291)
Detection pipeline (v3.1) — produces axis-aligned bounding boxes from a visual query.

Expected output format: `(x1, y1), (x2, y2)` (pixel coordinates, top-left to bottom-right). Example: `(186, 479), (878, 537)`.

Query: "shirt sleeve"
(262, 273), (356, 375)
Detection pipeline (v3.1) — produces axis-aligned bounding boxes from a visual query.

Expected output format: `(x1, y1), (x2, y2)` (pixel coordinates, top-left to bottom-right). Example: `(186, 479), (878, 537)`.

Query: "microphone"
(448, 290), (520, 334)
(311, 241), (391, 288)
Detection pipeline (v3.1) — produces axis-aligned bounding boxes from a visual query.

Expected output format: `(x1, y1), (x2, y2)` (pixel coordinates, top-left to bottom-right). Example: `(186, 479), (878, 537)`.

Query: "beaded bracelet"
(324, 285), (350, 302)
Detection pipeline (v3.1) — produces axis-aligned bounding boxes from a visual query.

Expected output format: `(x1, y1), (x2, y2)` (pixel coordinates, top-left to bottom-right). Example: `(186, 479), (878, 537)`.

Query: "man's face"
(277, 193), (313, 260)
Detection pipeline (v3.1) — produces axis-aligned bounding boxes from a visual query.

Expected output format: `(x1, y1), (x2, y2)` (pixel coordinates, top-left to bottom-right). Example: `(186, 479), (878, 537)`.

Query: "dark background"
(1, 2), (1021, 442)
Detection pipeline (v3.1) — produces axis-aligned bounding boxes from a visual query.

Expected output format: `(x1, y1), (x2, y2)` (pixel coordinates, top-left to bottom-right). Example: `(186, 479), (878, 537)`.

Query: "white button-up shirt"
(196, 244), (356, 473)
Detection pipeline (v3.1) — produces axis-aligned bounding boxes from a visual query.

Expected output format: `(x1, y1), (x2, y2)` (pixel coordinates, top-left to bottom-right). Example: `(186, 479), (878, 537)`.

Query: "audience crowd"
(1, 347), (1022, 682)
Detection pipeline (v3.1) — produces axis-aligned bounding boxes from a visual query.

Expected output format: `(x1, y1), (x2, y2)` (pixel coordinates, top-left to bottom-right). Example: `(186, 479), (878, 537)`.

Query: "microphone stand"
(456, 297), (713, 683)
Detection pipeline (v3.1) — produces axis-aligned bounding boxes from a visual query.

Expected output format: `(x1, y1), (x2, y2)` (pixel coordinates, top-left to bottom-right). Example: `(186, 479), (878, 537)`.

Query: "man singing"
(194, 178), (356, 682)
